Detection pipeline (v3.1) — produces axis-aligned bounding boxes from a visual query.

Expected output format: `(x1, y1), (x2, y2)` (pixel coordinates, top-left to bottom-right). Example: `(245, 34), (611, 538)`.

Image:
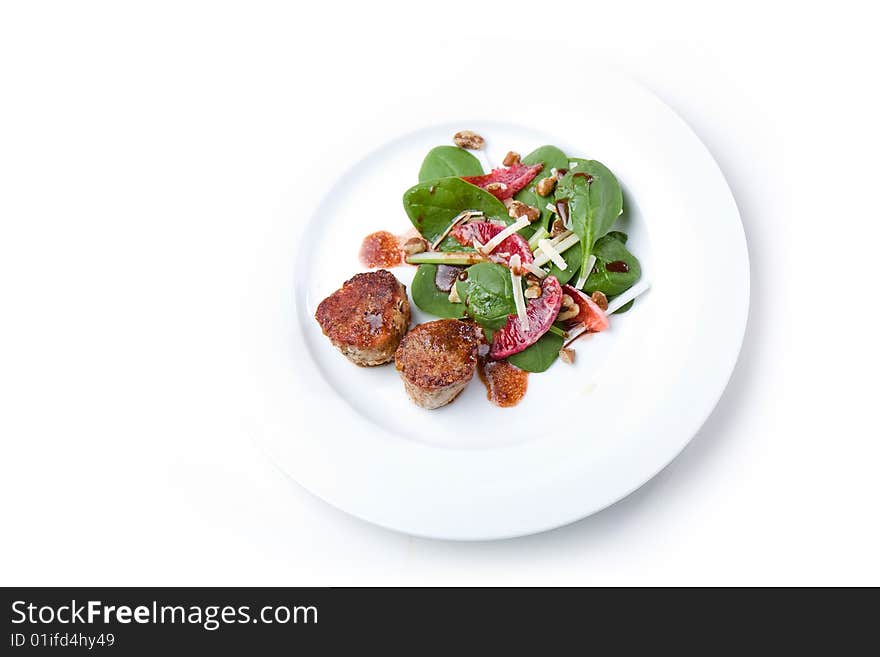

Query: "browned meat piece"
(394, 319), (483, 409)
(315, 270), (410, 366)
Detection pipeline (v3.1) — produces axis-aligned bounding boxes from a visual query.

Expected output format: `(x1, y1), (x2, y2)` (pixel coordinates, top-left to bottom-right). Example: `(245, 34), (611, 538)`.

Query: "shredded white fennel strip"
(431, 210), (471, 249)
(532, 230), (577, 263)
(478, 216), (530, 254)
(509, 255), (529, 331)
(606, 279), (651, 314)
(549, 229), (574, 246)
(545, 202), (557, 214)
(575, 254), (597, 289)
(564, 324), (588, 343)
(537, 239), (567, 270)
(567, 279), (651, 344)
(522, 262), (548, 278)
(533, 233), (579, 267)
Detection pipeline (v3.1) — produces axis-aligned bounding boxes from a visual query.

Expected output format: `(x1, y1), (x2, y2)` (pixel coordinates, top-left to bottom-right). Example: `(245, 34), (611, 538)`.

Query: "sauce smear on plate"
(477, 358), (528, 407)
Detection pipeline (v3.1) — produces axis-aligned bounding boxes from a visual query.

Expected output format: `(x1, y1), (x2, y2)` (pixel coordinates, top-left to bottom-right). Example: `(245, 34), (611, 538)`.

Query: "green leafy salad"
(395, 132), (648, 374)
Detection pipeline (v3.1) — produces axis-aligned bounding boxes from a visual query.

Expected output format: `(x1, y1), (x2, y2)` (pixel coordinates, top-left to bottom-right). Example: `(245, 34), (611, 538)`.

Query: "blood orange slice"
(490, 276), (563, 359)
(560, 284), (610, 333)
(462, 162), (544, 200)
(450, 221), (534, 266)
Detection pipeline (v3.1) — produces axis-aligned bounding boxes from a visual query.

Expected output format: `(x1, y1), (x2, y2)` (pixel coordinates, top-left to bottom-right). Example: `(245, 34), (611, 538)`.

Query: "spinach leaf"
(556, 159), (623, 286)
(418, 146), (484, 182)
(410, 264), (466, 318)
(522, 145), (569, 171)
(514, 145), (569, 236)
(402, 177), (510, 244)
(455, 262), (516, 330)
(583, 232), (641, 297)
(507, 332), (564, 373)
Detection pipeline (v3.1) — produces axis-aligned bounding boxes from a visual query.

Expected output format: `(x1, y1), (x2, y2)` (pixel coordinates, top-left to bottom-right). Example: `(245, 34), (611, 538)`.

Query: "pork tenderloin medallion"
(314, 270), (410, 366)
(394, 319), (483, 409)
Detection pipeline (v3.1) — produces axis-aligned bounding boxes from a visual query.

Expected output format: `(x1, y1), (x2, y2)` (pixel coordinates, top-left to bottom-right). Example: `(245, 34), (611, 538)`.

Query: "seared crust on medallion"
(315, 270), (410, 366)
(394, 319), (482, 409)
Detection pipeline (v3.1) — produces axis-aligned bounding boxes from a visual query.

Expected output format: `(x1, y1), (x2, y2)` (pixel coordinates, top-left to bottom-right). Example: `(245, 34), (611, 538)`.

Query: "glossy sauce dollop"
(359, 231), (402, 268)
(477, 358), (528, 407)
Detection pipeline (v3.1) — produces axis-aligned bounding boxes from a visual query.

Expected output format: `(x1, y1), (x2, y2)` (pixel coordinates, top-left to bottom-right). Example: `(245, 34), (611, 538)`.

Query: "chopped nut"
(402, 236), (428, 256)
(559, 347), (575, 365)
(550, 218), (566, 237)
(507, 200), (541, 223)
(453, 130), (485, 150)
(557, 293), (579, 321)
(525, 273), (541, 287)
(591, 291), (609, 311)
(524, 283), (542, 299)
(502, 151), (521, 167)
(448, 285), (462, 303)
(486, 182), (508, 194)
(535, 176), (557, 197)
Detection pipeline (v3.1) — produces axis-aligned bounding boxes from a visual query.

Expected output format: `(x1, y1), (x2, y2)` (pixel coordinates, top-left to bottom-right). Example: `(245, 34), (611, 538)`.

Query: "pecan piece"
(502, 151), (521, 166)
(507, 200), (541, 223)
(453, 130), (485, 150)
(535, 176), (557, 197)
(402, 237), (428, 256)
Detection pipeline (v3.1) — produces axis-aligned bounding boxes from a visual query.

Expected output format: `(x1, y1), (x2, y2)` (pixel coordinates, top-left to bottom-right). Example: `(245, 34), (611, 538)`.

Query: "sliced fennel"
(537, 239), (567, 270)
(575, 254), (597, 290)
(605, 279), (651, 314)
(533, 233), (579, 267)
(508, 254), (529, 331)
(527, 226), (550, 251)
(406, 251), (487, 266)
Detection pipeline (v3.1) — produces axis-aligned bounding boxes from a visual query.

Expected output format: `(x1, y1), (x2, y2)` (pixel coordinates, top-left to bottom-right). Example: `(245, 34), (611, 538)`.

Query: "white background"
(1, 1), (878, 585)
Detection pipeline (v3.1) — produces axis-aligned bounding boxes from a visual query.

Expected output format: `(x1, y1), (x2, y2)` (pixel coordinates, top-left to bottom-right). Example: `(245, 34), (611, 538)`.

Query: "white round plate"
(252, 69), (748, 540)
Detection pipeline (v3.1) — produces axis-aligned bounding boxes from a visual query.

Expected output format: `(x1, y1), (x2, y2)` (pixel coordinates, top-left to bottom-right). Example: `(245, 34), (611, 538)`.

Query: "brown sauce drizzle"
(555, 198), (570, 226)
(477, 358), (528, 407)
(606, 260), (629, 273)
